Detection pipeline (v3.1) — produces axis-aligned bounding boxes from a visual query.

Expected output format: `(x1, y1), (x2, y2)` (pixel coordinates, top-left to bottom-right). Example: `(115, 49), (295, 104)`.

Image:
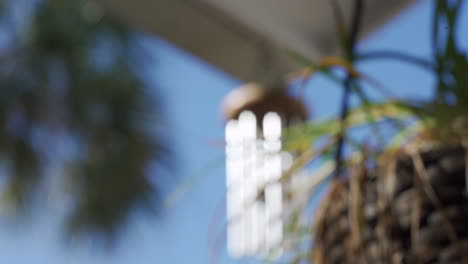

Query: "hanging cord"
(333, 0), (365, 179)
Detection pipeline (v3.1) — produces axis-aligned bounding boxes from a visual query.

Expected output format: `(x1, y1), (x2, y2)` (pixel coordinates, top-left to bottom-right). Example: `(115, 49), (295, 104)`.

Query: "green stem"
(333, 0), (364, 179)
(356, 51), (436, 72)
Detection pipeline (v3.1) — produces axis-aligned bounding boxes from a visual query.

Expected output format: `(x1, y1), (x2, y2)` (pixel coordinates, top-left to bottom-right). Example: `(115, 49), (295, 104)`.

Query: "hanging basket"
(313, 144), (468, 264)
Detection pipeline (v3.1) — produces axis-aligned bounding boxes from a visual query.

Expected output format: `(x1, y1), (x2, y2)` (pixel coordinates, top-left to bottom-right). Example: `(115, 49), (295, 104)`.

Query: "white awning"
(97, 0), (419, 83)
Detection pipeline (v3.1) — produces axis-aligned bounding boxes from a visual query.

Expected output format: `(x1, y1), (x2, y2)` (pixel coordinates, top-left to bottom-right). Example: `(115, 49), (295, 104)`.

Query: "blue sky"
(0, 1), (467, 263)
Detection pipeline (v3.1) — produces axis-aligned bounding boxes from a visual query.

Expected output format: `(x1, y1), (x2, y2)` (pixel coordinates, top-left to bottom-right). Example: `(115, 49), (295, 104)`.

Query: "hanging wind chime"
(221, 83), (308, 258)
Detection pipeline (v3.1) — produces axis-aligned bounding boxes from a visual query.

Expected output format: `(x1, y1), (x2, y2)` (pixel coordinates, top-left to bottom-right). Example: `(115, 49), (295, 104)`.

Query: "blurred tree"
(0, 0), (168, 240)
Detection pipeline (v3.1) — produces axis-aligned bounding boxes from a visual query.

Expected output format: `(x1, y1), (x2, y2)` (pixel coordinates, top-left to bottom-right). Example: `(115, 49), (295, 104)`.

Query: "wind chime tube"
(226, 119), (244, 257)
(226, 111), (259, 257)
(262, 112), (283, 253)
(239, 111), (257, 256)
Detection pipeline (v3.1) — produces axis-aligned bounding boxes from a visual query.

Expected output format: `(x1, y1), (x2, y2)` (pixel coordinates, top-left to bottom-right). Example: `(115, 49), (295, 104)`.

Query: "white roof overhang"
(96, 0), (419, 83)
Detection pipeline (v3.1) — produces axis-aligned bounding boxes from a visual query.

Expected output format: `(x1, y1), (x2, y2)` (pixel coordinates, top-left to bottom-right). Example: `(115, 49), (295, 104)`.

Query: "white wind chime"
(221, 83), (308, 258)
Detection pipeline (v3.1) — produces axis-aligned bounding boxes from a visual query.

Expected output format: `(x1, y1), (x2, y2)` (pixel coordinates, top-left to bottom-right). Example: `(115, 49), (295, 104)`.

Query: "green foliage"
(280, 0), (468, 262)
(286, 0), (468, 153)
(0, 0), (168, 240)
(427, 0), (468, 138)
(283, 102), (417, 152)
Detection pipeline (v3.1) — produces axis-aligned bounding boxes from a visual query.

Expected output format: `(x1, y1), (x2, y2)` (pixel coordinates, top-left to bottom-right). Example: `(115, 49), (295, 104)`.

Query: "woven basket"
(313, 145), (468, 264)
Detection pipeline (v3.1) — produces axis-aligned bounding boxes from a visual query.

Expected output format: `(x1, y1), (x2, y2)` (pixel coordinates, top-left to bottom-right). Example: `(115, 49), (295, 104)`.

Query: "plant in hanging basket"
(278, 1), (468, 263)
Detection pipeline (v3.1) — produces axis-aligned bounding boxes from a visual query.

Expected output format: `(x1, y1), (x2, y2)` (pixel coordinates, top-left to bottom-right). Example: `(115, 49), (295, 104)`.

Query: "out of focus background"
(0, 0), (467, 263)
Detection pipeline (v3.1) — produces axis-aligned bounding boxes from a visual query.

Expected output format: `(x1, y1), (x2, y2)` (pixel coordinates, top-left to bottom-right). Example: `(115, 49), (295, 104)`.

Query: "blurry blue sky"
(0, 0), (467, 263)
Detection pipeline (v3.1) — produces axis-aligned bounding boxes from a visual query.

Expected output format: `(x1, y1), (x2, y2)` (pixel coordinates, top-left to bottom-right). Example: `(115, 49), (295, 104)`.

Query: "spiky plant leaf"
(283, 101), (417, 152)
